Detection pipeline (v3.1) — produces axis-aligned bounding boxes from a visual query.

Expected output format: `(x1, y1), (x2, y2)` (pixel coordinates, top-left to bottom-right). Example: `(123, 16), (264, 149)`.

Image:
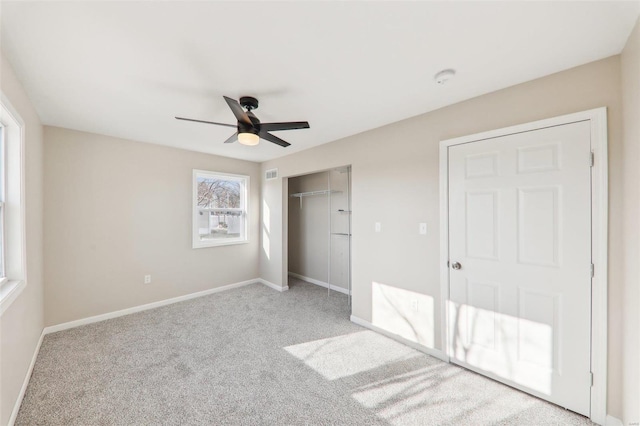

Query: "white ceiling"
(2, 1), (638, 163)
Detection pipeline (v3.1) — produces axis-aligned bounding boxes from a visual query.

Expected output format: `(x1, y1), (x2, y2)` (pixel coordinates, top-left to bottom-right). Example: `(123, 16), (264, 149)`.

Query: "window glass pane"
(0, 205), (3, 278)
(197, 177), (240, 209)
(198, 209), (243, 241)
(0, 128), (4, 277)
(0, 126), (3, 201)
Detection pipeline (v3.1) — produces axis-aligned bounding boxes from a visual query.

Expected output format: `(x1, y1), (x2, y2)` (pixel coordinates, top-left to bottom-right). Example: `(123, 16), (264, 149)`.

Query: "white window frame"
(0, 94), (27, 317)
(192, 169), (249, 248)
(1, 123), (6, 281)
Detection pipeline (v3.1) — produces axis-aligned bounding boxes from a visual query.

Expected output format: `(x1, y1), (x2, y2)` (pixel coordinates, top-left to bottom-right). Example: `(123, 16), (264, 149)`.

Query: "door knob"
(451, 262), (462, 270)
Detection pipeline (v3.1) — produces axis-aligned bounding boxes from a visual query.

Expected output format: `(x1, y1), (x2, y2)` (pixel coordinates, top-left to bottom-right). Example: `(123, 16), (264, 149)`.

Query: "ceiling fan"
(176, 96), (310, 147)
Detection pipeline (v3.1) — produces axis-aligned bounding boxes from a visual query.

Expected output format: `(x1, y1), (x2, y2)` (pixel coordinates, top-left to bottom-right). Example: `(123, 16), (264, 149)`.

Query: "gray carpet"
(17, 278), (593, 425)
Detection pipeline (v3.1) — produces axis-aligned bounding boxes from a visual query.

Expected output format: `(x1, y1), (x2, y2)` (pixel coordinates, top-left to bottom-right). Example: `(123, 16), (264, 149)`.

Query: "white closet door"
(329, 168), (351, 294)
(448, 121), (592, 415)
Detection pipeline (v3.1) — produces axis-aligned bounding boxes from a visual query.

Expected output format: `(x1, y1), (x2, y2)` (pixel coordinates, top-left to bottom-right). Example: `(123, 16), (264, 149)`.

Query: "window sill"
(0, 279), (26, 317)
(193, 239), (249, 249)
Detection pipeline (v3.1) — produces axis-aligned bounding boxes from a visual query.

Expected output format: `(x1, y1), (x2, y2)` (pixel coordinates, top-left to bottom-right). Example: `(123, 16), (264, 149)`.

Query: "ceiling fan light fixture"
(238, 132), (259, 146)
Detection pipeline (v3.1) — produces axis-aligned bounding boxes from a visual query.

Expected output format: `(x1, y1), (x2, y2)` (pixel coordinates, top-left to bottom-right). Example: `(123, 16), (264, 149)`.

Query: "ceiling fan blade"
(175, 117), (236, 128)
(223, 132), (238, 144)
(223, 96), (252, 126)
(259, 131), (291, 147)
(260, 121), (310, 132)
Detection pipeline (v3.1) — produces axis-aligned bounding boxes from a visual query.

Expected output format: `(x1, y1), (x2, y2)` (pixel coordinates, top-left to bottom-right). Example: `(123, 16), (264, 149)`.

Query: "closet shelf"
(290, 189), (342, 208)
(290, 189), (342, 198)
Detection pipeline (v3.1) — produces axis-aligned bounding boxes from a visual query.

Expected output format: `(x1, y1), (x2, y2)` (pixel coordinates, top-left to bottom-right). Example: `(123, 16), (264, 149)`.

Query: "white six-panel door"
(447, 121), (592, 415)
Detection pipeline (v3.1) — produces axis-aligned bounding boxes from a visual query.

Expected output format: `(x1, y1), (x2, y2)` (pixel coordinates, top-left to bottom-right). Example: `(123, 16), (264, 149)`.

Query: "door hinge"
(590, 152), (594, 167)
(590, 263), (595, 278)
(590, 371), (594, 386)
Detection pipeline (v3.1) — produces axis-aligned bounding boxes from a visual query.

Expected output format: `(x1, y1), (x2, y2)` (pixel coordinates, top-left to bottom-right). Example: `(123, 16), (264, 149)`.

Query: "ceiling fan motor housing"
(239, 96), (260, 134)
(238, 120), (259, 135)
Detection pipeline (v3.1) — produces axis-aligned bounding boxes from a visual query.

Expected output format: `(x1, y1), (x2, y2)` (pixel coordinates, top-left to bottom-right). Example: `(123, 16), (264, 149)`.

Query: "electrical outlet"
(411, 299), (418, 312)
(375, 222), (381, 233)
(144, 275), (151, 284)
(419, 223), (427, 235)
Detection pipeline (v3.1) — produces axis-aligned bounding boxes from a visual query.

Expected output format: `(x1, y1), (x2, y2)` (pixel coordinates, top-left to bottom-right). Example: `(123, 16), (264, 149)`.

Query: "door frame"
(439, 107), (608, 424)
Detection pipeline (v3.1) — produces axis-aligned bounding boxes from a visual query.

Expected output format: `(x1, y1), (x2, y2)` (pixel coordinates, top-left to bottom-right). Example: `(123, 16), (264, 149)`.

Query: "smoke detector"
(434, 69), (456, 85)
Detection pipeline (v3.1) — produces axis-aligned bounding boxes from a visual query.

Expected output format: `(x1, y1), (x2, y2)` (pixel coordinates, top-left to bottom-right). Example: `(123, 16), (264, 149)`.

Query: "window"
(0, 125), (5, 281)
(193, 170), (249, 248)
(0, 96), (26, 316)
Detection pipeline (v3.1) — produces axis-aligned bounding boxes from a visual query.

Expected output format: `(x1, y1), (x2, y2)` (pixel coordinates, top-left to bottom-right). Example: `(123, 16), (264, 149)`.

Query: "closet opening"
(287, 166), (352, 306)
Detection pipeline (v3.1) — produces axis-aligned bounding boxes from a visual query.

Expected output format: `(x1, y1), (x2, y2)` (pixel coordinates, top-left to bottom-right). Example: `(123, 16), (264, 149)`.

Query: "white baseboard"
(259, 278), (289, 292)
(288, 272), (349, 295)
(605, 415), (623, 426)
(44, 278), (262, 334)
(8, 330), (44, 426)
(350, 314), (447, 362)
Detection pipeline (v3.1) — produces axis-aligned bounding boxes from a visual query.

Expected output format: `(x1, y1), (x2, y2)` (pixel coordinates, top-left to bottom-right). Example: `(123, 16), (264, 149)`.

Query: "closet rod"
(290, 189), (342, 209)
(290, 189), (341, 198)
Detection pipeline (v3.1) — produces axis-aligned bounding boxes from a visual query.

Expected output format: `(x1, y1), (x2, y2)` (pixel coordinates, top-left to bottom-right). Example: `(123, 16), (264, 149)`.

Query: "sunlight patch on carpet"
(351, 362), (541, 425)
(283, 330), (421, 381)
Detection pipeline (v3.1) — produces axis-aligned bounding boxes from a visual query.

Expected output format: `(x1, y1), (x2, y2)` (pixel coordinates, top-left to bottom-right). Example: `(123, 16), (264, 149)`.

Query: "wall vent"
(265, 168), (278, 180)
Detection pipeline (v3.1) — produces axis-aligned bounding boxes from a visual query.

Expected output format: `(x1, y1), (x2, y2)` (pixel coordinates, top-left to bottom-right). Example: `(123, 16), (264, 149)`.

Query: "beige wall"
(43, 127), (261, 326)
(0, 53), (44, 424)
(621, 16), (640, 426)
(260, 56), (626, 417)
